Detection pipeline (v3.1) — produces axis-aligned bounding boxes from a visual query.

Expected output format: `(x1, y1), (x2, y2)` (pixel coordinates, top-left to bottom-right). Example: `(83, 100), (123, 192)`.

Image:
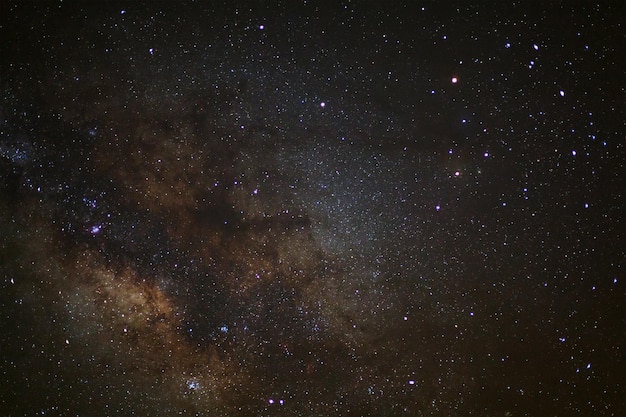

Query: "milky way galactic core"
(1, 2), (624, 416)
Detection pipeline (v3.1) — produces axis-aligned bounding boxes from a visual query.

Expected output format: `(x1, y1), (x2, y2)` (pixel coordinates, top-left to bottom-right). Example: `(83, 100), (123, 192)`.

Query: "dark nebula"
(1, 2), (624, 416)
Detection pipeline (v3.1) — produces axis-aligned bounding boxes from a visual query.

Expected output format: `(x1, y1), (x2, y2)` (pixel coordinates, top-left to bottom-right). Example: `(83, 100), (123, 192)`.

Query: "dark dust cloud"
(1, 2), (624, 416)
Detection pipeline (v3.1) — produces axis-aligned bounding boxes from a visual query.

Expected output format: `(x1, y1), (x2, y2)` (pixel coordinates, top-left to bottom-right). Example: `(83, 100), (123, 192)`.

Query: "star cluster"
(1, 2), (624, 416)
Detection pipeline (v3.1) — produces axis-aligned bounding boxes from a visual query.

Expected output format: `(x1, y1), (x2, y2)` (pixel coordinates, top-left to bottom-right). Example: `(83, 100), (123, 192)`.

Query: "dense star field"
(1, 2), (624, 416)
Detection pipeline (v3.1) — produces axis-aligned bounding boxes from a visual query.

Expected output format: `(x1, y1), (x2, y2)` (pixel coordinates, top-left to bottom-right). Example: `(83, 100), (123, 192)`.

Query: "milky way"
(1, 2), (624, 416)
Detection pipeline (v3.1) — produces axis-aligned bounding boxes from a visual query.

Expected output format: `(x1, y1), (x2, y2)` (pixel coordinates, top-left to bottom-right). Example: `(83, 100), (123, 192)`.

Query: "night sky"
(1, 2), (624, 416)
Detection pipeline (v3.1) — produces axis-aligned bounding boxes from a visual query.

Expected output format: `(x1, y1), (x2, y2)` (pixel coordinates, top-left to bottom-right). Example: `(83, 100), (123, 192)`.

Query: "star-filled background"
(1, 1), (624, 416)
